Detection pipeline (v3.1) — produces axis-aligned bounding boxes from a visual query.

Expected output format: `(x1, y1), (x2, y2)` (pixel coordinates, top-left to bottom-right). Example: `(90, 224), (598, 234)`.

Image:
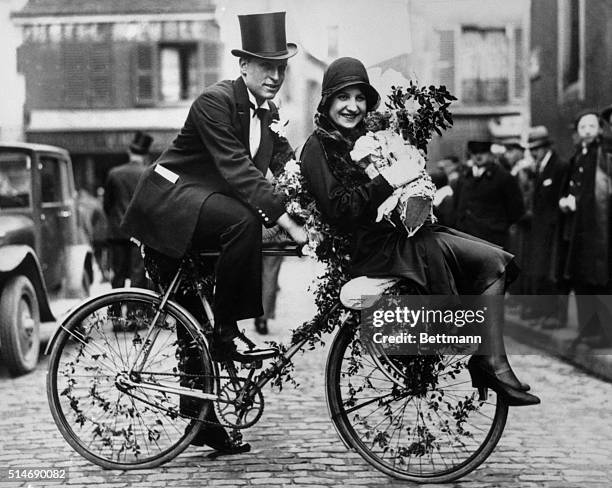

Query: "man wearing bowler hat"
(454, 140), (525, 247)
(121, 12), (306, 454)
(104, 130), (153, 289)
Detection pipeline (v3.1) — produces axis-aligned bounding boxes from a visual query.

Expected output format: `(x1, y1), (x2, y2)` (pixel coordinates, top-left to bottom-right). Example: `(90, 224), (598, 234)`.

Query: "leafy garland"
(262, 84), (457, 389)
(143, 83), (458, 388)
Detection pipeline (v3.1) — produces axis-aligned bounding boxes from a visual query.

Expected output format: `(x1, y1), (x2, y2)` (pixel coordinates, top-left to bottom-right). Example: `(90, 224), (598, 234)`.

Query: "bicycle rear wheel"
(47, 291), (214, 469)
(325, 323), (508, 483)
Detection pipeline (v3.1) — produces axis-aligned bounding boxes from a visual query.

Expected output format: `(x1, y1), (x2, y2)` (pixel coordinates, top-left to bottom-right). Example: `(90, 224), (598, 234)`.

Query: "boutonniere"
(270, 107), (289, 139)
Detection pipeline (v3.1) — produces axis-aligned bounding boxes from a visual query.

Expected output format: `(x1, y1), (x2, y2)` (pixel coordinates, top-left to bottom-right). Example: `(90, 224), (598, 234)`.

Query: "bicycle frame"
(123, 248), (336, 408)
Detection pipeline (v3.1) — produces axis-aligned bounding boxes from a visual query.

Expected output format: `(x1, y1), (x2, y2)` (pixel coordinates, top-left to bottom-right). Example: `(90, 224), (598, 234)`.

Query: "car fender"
(63, 244), (94, 298)
(0, 245), (55, 322)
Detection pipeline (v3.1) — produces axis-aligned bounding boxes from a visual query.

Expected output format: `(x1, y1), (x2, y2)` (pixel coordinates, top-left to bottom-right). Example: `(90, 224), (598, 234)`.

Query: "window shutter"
(202, 41), (221, 88)
(437, 30), (456, 96)
(63, 42), (88, 107)
(133, 44), (157, 106)
(90, 43), (112, 107)
(513, 27), (524, 99)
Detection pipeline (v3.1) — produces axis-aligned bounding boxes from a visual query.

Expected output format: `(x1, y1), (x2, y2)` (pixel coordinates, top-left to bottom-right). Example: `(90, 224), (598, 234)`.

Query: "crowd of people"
(430, 109), (612, 349)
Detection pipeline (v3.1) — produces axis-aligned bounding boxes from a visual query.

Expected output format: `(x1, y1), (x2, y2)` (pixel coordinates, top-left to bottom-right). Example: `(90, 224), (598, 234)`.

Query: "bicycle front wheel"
(325, 324), (508, 483)
(47, 290), (214, 469)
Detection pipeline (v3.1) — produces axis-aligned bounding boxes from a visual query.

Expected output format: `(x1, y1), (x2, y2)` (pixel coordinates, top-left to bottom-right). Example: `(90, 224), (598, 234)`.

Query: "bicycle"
(46, 241), (508, 484)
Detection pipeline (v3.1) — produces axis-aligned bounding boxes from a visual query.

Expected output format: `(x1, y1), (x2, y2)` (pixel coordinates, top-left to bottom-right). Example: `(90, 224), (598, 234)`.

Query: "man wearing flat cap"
(121, 11), (306, 453)
(454, 140), (525, 247)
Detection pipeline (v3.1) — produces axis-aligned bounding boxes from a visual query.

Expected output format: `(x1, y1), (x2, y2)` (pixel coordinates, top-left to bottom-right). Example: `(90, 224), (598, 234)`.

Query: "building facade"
(13, 0), (221, 191)
(372, 0), (528, 163)
(530, 0), (612, 159)
(0, 0), (27, 141)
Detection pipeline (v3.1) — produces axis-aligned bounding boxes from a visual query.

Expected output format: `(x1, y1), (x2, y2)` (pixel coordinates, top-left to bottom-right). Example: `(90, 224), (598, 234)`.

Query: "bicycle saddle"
(340, 276), (401, 310)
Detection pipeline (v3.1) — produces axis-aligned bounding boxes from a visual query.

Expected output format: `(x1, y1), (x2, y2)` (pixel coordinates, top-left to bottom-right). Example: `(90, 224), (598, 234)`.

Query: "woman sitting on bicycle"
(300, 57), (540, 407)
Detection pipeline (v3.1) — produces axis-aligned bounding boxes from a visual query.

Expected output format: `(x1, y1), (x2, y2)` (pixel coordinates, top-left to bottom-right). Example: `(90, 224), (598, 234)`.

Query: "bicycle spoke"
(328, 328), (508, 482)
(48, 294), (213, 469)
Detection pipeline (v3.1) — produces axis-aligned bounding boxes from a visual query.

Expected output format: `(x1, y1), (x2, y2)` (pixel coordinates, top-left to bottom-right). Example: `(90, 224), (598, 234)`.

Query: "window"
(39, 156), (64, 204)
(160, 44), (198, 102)
(62, 42), (113, 108)
(133, 41), (221, 106)
(0, 151), (31, 209)
(558, 0), (585, 100)
(437, 25), (524, 106)
(459, 27), (509, 104)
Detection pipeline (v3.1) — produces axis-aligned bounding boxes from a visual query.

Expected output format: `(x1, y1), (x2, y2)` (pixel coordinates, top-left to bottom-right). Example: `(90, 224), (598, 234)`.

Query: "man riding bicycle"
(121, 11), (307, 454)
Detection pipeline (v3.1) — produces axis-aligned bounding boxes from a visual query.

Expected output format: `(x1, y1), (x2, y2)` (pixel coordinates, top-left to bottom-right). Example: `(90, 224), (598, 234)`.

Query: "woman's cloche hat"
(317, 57), (381, 113)
(231, 12), (297, 60)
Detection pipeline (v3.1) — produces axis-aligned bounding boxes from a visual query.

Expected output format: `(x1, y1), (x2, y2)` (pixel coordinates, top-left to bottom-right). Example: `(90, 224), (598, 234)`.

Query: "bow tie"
(249, 103), (268, 120)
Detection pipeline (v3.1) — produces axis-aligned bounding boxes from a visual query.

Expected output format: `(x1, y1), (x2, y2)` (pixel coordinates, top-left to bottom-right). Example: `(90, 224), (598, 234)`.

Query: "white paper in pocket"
(154, 164), (179, 184)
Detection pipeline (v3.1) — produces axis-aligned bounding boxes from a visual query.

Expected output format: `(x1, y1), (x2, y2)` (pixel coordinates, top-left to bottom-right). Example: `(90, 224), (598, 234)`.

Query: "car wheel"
(0, 275), (41, 375)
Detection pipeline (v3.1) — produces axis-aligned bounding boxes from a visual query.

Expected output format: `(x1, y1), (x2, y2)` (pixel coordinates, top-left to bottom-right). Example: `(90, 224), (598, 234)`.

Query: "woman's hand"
(277, 212), (308, 244)
(379, 162), (421, 189)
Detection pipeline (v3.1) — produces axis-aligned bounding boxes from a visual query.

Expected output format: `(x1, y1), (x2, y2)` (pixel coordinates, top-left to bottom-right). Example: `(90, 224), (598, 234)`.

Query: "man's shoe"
(541, 317), (563, 330)
(209, 333), (277, 363)
(190, 425), (251, 455)
(254, 317), (268, 335)
(580, 334), (612, 348)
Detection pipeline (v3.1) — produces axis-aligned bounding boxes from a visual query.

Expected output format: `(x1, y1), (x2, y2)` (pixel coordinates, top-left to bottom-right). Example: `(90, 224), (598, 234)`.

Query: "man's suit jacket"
(529, 150), (566, 279)
(121, 77), (291, 258)
(104, 161), (146, 241)
(453, 162), (525, 247)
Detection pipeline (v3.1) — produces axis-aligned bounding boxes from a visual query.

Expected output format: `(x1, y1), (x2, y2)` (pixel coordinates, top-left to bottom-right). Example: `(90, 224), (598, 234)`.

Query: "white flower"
(404, 98), (421, 115)
(270, 108), (289, 139)
(350, 132), (381, 162)
(286, 200), (303, 215)
(284, 158), (301, 176)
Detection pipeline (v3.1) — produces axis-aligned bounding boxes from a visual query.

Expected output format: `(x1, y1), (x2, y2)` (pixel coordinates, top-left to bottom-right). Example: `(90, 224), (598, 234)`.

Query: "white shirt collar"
(247, 89), (270, 114)
(539, 150), (552, 172)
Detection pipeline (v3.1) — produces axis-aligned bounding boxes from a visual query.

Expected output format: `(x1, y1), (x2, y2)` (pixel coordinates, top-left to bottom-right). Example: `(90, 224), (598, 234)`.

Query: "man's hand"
(277, 212), (308, 244)
(559, 195), (576, 213)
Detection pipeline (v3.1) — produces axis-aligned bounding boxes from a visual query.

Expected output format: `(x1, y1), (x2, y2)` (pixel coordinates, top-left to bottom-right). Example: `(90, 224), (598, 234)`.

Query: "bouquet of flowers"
(350, 83), (456, 236)
(271, 158), (322, 256)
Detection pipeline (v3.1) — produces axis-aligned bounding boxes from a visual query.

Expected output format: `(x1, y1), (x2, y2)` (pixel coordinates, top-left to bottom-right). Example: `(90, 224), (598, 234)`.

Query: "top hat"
(524, 126), (551, 150)
(317, 57), (380, 113)
(467, 140), (492, 155)
(129, 131), (153, 155)
(231, 12), (297, 60)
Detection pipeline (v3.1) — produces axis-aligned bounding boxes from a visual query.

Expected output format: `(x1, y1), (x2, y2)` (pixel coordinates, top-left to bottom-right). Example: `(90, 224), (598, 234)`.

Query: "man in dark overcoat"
(104, 131), (153, 289)
(559, 110), (612, 347)
(524, 127), (567, 328)
(454, 141), (525, 248)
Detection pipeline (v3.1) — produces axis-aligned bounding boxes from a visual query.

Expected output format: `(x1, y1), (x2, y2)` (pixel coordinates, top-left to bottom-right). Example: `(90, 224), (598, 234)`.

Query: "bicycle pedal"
(241, 360), (263, 370)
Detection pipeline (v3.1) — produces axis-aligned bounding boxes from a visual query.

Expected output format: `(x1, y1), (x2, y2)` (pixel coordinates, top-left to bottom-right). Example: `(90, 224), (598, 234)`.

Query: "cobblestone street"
(1, 258), (612, 487)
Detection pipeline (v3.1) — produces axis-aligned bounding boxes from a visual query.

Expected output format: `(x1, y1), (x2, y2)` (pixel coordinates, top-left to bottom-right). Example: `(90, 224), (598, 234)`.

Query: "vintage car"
(0, 142), (93, 375)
